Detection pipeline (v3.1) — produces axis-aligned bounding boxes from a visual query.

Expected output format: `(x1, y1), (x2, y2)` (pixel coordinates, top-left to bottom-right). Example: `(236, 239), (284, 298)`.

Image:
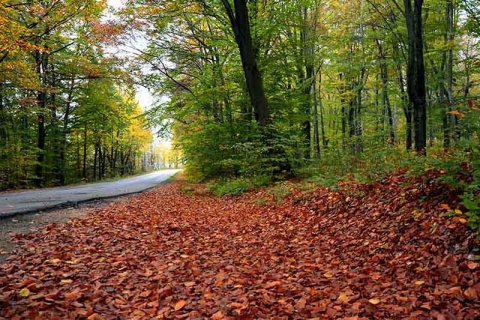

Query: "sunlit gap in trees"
(106, 0), (173, 148)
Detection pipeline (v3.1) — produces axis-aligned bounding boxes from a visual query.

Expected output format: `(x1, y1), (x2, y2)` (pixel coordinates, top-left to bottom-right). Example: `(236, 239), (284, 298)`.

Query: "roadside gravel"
(0, 196), (130, 264)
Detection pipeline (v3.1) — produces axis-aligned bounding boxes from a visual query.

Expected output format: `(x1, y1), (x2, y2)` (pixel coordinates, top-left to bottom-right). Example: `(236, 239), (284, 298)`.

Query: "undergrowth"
(205, 140), (480, 236)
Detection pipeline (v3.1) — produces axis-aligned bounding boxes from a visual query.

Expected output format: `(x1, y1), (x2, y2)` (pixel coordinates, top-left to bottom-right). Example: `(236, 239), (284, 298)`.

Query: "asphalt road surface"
(0, 169), (180, 218)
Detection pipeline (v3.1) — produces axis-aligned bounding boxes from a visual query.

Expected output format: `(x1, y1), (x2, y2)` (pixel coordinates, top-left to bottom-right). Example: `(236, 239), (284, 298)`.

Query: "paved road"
(0, 169), (180, 218)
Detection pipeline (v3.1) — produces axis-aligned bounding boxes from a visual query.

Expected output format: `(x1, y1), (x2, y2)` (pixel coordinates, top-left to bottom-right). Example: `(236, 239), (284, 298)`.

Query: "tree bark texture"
(404, 0), (427, 155)
(221, 0), (272, 127)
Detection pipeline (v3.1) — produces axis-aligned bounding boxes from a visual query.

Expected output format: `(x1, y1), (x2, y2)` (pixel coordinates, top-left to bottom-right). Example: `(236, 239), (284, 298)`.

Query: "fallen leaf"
(174, 300), (186, 311)
(265, 281), (282, 289)
(368, 298), (380, 305)
(440, 203), (451, 210)
(211, 311), (224, 319)
(463, 287), (478, 300)
(19, 288), (30, 297)
(337, 293), (349, 303)
(295, 297), (307, 310)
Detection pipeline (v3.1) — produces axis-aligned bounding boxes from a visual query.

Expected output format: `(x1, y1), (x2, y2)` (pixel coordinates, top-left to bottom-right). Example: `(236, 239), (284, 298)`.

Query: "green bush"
(180, 122), (298, 183)
(208, 178), (251, 196)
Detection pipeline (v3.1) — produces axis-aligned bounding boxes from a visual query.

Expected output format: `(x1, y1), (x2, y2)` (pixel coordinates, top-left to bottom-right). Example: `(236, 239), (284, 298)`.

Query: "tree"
(220, 0), (271, 128)
(398, 0), (427, 154)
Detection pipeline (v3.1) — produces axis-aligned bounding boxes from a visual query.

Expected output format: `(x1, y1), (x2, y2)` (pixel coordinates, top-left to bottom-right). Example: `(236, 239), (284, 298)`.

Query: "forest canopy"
(118, 0), (480, 181)
(1, 0), (480, 188)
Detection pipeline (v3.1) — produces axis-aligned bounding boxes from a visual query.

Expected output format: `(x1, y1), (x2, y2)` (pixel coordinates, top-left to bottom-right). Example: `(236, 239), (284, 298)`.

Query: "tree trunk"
(59, 78), (75, 185)
(445, 0), (456, 143)
(82, 123), (87, 179)
(35, 50), (48, 187)
(221, 0), (271, 127)
(374, 36), (395, 144)
(0, 82), (6, 148)
(404, 0), (427, 155)
(394, 47), (412, 149)
(313, 71), (321, 158)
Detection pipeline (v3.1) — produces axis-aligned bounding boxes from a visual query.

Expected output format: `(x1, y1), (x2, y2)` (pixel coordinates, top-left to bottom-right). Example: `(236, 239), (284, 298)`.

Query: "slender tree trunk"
(59, 78), (75, 185)
(35, 50), (48, 187)
(93, 141), (98, 180)
(300, 6), (315, 159)
(445, 0), (456, 142)
(374, 36), (395, 144)
(313, 71), (320, 158)
(0, 82), (6, 147)
(393, 43), (412, 150)
(83, 123), (87, 179)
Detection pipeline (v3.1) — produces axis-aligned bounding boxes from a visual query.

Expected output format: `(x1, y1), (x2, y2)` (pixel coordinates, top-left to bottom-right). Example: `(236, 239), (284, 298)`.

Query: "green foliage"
(181, 122), (298, 182)
(208, 178), (251, 197)
(268, 183), (292, 202)
(461, 195), (480, 235)
(179, 184), (194, 195)
(207, 173), (273, 197)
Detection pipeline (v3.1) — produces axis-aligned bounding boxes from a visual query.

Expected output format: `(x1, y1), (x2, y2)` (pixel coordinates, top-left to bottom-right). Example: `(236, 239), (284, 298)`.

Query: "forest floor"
(0, 172), (479, 319)
(0, 197), (132, 264)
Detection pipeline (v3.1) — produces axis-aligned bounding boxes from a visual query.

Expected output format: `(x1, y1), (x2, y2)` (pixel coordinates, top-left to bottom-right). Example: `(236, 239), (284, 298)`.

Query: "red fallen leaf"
(326, 307), (337, 317)
(448, 286), (461, 295)
(440, 203), (451, 211)
(147, 301), (159, 308)
(264, 281), (282, 289)
(144, 269), (154, 277)
(420, 302), (431, 310)
(211, 311), (224, 319)
(139, 290), (151, 298)
(20, 278), (36, 286)
(351, 301), (362, 311)
(143, 308), (157, 315)
(370, 272), (381, 280)
(64, 289), (80, 301)
(466, 261), (478, 270)
(174, 300), (187, 311)
(431, 310), (447, 320)
(230, 302), (244, 309)
(463, 287), (478, 300)
(71, 301), (83, 308)
(192, 267), (202, 276)
(294, 297), (307, 310)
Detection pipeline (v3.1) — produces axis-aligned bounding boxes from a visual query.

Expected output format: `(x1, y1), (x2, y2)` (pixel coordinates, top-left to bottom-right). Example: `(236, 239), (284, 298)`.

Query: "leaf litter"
(0, 171), (478, 319)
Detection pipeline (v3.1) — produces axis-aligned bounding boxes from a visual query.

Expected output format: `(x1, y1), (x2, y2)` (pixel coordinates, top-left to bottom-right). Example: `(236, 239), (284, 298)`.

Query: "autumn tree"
(0, 1), (154, 190)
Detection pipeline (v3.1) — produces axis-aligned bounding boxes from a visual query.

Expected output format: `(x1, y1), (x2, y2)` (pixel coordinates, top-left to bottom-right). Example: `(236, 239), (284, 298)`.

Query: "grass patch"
(207, 174), (272, 197)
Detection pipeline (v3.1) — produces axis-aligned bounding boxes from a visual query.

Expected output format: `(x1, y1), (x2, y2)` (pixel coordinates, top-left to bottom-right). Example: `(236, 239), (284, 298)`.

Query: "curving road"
(0, 169), (180, 218)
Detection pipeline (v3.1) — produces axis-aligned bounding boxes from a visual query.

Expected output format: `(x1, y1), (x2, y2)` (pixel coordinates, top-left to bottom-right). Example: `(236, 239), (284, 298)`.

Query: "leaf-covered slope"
(0, 173), (478, 319)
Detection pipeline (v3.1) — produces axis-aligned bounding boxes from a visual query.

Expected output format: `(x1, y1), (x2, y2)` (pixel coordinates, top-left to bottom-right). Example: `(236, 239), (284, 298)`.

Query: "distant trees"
(0, 1), (153, 190)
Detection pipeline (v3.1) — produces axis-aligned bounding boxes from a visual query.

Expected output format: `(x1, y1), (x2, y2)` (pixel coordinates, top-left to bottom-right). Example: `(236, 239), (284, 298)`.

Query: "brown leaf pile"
(0, 172), (478, 319)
